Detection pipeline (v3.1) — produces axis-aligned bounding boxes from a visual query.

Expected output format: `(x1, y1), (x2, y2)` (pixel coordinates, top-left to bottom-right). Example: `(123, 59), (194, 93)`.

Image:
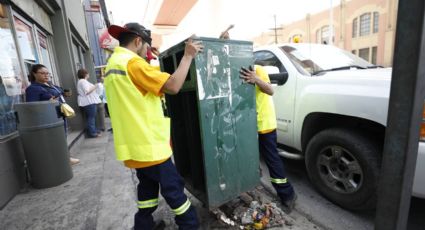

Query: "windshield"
(280, 44), (375, 75)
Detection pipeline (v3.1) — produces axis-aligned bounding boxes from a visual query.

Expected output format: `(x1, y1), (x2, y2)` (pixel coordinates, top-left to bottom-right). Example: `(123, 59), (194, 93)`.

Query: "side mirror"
(269, 72), (288, 85)
(258, 65), (288, 85)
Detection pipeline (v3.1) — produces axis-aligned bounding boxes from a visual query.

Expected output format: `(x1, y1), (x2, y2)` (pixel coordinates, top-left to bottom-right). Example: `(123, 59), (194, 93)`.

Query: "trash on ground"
(212, 190), (290, 229)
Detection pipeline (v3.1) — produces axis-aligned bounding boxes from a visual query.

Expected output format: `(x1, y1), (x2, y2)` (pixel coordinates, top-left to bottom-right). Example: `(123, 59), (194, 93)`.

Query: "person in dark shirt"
(25, 64), (80, 165)
(26, 65), (64, 102)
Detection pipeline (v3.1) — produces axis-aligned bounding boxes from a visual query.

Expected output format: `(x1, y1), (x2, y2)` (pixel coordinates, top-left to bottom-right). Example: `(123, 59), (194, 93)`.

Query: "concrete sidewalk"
(0, 128), (321, 230)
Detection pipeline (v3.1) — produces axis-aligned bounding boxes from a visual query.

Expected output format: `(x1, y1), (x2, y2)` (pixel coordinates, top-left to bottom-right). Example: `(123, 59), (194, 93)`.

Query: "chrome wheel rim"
(316, 145), (363, 194)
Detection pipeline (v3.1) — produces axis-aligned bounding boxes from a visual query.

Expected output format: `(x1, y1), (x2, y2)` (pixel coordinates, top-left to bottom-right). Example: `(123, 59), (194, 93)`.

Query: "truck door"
(254, 50), (296, 147)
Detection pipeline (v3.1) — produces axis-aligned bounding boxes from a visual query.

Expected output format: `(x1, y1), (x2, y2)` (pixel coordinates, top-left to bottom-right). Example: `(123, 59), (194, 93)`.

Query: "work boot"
(153, 220), (166, 230)
(281, 193), (297, 214)
(131, 220), (165, 230)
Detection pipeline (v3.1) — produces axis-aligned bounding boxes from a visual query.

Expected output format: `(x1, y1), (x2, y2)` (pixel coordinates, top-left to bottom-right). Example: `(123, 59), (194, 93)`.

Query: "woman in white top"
(77, 69), (101, 138)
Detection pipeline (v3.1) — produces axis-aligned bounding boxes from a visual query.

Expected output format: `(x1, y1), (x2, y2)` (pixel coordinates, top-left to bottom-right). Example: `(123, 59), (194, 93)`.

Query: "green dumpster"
(15, 101), (73, 188)
(159, 37), (259, 208)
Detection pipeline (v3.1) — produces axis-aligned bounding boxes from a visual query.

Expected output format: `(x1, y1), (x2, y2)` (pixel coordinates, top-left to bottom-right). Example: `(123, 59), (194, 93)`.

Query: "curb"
(68, 130), (85, 154)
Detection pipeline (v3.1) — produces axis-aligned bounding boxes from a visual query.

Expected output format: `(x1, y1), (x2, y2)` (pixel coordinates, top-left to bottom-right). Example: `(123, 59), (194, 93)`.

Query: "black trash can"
(14, 101), (73, 188)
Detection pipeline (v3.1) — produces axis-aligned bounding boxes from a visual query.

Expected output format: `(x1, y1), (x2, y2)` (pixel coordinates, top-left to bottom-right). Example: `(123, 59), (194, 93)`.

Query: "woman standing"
(25, 64), (80, 165)
(77, 69), (101, 138)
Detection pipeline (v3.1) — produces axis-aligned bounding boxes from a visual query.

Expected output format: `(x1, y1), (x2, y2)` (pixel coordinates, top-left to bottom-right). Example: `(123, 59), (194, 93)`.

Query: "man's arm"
(239, 67), (274, 96)
(162, 38), (203, 95)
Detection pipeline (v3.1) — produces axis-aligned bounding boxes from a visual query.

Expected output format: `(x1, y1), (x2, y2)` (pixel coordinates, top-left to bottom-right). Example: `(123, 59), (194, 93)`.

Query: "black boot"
(153, 220), (166, 230)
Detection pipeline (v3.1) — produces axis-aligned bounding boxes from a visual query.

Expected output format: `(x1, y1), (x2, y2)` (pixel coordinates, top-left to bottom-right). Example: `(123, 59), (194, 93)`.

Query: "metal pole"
(269, 15), (283, 44)
(375, 0), (425, 229)
(98, 0), (110, 27)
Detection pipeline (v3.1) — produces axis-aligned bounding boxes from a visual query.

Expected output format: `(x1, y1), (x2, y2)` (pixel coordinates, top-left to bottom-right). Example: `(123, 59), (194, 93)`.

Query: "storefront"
(0, 2), (60, 136)
(0, 0), (95, 209)
(0, 4), (23, 137)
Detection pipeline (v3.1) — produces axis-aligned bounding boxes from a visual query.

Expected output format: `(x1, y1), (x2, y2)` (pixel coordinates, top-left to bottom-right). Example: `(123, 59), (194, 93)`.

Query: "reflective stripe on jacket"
(104, 46), (172, 162)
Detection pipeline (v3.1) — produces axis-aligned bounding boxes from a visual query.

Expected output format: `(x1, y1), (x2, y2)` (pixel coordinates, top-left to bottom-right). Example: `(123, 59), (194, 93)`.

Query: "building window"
(72, 41), (84, 71)
(321, 26), (329, 44)
(371, 46), (378, 65)
(359, 48), (370, 62)
(352, 18), (358, 38)
(373, 12), (379, 33)
(36, 32), (58, 84)
(14, 16), (39, 77)
(0, 4), (24, 136)
(359, 13), (371, 36)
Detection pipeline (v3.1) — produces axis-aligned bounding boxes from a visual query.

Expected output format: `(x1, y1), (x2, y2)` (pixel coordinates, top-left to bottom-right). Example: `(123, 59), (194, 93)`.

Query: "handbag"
(60, 103), (75, 118)
(51, 85), (75, 118)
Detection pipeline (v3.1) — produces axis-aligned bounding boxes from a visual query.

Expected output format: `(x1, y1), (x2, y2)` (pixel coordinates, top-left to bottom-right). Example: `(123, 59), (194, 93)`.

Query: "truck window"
(254, 51), (287, 73)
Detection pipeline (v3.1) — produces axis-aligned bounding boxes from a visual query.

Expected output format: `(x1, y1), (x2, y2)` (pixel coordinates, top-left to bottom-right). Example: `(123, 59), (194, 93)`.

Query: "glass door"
(36, 30), (59, 84)
(0, 4), (24, 136)
(13, 15), (38, 82)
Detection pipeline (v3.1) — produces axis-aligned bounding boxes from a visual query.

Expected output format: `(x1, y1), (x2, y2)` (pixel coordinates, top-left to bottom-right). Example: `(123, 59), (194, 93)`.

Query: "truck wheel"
(305, 128), (381, 210)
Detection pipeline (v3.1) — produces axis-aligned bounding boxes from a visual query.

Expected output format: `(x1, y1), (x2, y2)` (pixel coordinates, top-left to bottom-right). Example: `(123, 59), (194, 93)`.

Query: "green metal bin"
(14, 101), (73, 189)
(159, 37), (259, 208)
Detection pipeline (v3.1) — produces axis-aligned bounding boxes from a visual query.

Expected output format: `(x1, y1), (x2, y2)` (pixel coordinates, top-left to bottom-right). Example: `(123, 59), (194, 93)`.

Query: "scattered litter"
(212, 209), (236, 226)
(212, 190), (290, 229)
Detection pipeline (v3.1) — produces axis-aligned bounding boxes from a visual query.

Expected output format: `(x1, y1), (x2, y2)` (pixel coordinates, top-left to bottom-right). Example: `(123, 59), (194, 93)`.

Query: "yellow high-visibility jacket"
(104, 47), (172, 162)
(255, 65), (277, 134)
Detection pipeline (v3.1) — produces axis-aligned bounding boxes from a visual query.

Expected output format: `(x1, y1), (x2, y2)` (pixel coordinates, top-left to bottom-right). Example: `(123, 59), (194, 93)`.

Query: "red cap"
(108, 23), (152, 46)
(108, 25), (130, 40)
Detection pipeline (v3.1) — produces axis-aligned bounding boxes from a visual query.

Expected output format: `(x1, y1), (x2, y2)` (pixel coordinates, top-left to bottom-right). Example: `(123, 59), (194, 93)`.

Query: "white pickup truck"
(254, 43), (425, 210)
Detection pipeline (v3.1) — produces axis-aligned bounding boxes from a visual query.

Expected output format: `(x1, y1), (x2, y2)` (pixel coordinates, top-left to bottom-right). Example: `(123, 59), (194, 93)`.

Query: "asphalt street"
(264, 156), (425, 230)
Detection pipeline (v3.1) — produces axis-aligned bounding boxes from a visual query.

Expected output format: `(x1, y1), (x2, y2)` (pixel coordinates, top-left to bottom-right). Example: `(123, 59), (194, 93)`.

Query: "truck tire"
(305, 128), (381, 210)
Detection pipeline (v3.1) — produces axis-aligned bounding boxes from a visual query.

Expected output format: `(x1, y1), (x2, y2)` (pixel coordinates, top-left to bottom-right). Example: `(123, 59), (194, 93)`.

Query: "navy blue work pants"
(134, 158), (199, 230)
(259, 130), (295, 202)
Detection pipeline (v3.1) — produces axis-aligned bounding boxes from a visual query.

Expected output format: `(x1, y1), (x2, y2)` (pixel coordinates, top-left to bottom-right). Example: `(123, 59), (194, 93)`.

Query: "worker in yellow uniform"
(240, 65), (297, 212)
(105, 22), (203, 230)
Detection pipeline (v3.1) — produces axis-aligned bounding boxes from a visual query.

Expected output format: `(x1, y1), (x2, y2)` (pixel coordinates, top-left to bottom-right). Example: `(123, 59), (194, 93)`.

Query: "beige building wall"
(253, 0), (398, 67)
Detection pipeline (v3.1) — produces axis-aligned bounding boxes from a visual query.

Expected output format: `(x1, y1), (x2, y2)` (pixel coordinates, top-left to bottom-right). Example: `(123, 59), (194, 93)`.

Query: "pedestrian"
(95, 76), (106, 131)
(96, 74), (110, 118)
(25, 64), (80, 165)
(239, 65), (297, 212)
(76, 68), (102, 138)
(104, 22), (203, 229)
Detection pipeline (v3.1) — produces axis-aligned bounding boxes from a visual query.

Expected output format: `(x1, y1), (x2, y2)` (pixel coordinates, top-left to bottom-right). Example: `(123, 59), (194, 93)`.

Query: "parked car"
(254, 43), (425, 210)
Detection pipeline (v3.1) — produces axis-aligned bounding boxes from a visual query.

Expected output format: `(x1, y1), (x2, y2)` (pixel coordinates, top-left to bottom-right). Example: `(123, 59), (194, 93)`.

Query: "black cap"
(108, 22), (152, 46)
